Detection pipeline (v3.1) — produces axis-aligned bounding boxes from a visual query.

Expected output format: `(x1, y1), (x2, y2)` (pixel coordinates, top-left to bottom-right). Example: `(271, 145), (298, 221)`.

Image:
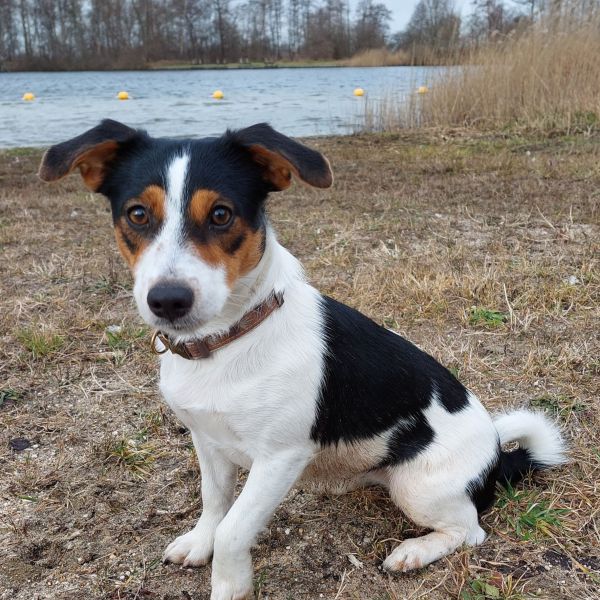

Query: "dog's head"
(39, 119), (332, 336)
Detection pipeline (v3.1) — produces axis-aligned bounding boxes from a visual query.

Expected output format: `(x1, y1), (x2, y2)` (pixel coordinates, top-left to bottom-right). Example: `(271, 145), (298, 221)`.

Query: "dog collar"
(150, 291), (284, 360)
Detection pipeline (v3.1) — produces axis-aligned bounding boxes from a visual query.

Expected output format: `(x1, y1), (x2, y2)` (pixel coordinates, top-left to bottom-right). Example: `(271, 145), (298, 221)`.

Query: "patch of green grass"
(461, 574), (529, 600)
(530, 394), (585, 418)
(0, 147), (40, 158)
(254, 569), (268, 597)
(107, 438), (156, 478)
(17, 327), (65, 358)
(513, 501), (569, 539)
(133, 428), (149, 442)
(573, 110), (599, 129)
(382, 316), (400, 330)
(88, 275), (126, 295)
(462, 577), (502, 600)
(104, 325), (148, 351)
(496, 483), (569, 540)
(448, 365), (461, 380)
(16, 494), (38, 502)
(143, 409), (165, 434)
(0, 388), (21, 408)
(495, 481), (525, 509)
(469, 307), (508, 328)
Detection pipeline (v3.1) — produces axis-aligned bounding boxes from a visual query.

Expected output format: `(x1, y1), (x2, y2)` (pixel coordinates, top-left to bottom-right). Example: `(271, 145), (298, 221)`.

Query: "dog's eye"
(210, 206), (233, 227)
(127, 205), (149, 226)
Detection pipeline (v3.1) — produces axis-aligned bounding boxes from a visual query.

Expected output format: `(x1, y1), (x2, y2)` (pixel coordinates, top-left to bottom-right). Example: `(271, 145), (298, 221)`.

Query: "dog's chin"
(147, 317), (207, 340)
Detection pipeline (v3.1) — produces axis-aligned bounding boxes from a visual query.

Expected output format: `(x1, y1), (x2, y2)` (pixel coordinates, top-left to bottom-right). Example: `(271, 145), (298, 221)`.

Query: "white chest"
(157, 287), (326, 462)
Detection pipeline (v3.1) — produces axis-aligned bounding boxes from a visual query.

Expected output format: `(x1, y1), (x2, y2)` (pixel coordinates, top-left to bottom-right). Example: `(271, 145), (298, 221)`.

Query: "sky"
(376, 0), (488, 33)
(378, 0), (520, 33)
(387, 0), (471, 31)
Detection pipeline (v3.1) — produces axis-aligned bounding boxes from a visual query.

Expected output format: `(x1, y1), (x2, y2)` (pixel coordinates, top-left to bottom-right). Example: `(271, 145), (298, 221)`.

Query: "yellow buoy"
(417, 86), (429, 95)
(22, 92), (35, 101)
(117, 91), (130, 100)
(212, 90), (224, 100)
(353, 88), (365, 97)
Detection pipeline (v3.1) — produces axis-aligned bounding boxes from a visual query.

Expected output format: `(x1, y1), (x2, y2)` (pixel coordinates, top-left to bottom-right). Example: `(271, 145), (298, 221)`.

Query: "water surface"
(0, 67), (442, 147)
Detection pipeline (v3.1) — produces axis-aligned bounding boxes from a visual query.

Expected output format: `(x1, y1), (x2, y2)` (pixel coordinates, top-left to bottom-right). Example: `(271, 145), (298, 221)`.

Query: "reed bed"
(365, 20), (600, 133)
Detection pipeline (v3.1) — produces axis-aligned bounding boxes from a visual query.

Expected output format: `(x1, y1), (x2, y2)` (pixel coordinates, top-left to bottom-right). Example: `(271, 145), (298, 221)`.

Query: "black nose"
(147, 284), (194, 321)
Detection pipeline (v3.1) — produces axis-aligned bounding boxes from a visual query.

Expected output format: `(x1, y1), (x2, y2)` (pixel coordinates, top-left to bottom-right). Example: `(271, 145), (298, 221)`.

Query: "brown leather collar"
(150, 291), (284, 360)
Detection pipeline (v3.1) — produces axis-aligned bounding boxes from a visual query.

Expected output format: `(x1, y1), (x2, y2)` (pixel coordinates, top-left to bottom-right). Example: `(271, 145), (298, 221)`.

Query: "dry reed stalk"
(344, 48), (410, 67)
(365, 18), (600, 133)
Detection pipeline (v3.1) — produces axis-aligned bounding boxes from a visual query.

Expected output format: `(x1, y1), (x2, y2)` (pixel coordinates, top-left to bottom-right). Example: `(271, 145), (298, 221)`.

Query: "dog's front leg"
(164, 433), (237, 567)
(210, 448), (311, 600)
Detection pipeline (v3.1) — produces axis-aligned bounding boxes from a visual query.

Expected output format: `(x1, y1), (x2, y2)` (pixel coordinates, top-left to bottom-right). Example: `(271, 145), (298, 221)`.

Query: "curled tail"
(494, 410), (567, 485)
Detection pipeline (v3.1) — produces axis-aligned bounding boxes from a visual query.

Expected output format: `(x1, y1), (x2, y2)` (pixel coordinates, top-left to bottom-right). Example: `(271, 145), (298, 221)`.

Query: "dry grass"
(343, 48), (410, 67)
(366, 20), (600, 134)
(1, 132), (599, 599)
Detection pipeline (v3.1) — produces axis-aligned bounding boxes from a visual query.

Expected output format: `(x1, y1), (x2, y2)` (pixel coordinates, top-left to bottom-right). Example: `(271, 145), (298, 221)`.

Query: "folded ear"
(38, 119), (140, 191)
(227, 123), (333, 191)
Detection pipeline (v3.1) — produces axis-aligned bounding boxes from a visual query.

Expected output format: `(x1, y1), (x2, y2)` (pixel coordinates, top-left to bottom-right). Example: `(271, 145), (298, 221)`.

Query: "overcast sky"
(387, 1), (470, 31)
(381, 0), (521, 33)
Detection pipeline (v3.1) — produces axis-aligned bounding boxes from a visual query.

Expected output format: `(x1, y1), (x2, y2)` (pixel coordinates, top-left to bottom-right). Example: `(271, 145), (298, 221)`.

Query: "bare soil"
(0, 132), (598, 600)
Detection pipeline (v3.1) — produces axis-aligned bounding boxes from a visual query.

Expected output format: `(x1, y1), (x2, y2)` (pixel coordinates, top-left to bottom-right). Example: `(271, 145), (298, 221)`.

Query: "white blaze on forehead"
(131, 149), (230, 332)
(162, 152), (190, 243)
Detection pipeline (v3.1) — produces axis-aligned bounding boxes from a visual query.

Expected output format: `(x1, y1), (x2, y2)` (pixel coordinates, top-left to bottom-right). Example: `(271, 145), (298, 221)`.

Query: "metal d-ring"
(150, 330), (169, 355)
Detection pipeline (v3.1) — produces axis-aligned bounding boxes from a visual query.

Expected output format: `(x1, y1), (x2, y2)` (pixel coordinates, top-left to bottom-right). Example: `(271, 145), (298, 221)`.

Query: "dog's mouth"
(147, 314), (207, 338)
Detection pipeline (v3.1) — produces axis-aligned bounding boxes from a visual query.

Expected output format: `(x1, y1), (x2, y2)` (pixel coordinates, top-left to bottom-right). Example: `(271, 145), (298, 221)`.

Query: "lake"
(0, 67), (443, 148)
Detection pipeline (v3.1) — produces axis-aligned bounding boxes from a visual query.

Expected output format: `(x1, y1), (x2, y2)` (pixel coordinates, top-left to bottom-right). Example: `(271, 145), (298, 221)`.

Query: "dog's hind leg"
(383, 464), (486, 572)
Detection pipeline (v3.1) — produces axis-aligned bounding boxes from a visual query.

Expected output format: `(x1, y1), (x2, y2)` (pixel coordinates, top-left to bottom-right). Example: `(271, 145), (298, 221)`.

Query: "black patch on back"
(378, 413), (435, 466)
(312, 296), (469, 464)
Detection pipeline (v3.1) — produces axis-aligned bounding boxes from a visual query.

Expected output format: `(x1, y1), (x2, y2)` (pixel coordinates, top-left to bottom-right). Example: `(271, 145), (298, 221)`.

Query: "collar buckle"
(150, 330), (170, 355)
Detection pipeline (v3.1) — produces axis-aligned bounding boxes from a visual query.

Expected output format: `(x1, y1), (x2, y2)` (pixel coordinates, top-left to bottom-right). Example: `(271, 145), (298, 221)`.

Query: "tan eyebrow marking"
(189, 189), (221, 224)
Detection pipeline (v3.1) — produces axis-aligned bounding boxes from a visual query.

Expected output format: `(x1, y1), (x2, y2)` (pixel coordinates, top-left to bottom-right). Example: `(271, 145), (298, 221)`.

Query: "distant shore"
(0, 62), (401, 73)
(1, 53), (436, 73)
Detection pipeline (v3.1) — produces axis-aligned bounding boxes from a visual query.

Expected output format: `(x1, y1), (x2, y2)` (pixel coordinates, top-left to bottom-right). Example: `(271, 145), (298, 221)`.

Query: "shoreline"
(0, 62), (439, 74)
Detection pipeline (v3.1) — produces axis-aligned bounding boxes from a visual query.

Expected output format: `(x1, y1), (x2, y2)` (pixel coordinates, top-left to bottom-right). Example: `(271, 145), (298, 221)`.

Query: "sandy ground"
(0, 131), (598, 600)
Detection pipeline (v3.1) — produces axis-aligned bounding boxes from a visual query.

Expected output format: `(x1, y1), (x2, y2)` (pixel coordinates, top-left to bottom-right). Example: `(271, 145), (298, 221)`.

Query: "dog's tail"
(493, 410), (567, 485)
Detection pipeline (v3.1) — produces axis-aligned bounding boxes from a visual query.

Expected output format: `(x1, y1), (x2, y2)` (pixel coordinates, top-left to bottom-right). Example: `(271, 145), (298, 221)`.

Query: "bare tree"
(353, 0), (392, 51)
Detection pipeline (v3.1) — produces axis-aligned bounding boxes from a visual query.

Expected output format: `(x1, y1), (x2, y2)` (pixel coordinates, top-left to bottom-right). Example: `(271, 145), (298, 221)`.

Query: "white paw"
(466, 525), (486, 546)
(210, 578), (252, 600)
(163, 528), (214, 567)
(211, 554), (253, 600)
(383, 538), (433, 573)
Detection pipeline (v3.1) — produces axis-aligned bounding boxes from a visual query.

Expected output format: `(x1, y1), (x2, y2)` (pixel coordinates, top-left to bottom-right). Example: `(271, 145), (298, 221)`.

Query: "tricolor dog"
(39, 120), (566, 600)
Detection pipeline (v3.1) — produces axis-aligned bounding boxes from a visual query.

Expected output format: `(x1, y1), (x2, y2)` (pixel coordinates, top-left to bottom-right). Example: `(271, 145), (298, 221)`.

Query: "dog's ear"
(227, 123), (333, 191)
(38, 119), (140, 191)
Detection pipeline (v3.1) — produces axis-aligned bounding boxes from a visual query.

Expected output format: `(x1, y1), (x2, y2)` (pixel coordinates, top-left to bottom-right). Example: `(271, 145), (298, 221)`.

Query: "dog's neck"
(177, 226), (304, 342)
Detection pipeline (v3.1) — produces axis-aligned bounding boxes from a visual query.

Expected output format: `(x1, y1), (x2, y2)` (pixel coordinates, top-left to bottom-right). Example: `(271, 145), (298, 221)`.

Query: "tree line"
(0, 0), (391, 69)
(0, 0), (597, 70)
(395, 0), (600, 63)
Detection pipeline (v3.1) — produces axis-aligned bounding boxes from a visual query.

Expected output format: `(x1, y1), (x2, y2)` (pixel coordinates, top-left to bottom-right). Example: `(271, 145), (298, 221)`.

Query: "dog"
(39, 120), (566, 600)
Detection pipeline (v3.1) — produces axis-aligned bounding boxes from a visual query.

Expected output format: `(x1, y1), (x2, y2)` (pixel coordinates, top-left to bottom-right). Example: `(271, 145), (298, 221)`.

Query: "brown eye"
(211, 206), (233, 227)
(127, 205), (149, 226)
